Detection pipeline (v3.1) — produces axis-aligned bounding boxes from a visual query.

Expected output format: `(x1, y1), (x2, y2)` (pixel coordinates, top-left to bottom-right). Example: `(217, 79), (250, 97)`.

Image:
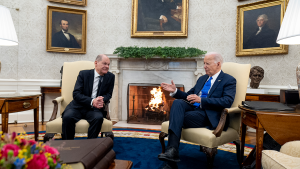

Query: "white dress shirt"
(256, 27), (262, 35)
(62, 30), (70, 41)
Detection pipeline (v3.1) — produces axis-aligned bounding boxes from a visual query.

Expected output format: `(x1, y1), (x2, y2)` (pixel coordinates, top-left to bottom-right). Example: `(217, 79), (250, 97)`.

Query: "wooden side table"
(246, 93), (280, 102)
(40, 86), (61, 124)
(0, 94), (41, 141)
(239, 105), (300, 169)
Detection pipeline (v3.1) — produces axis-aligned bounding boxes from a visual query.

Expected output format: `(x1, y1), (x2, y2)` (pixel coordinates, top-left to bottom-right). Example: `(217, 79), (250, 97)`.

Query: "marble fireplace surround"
(107, 54), (205, 122)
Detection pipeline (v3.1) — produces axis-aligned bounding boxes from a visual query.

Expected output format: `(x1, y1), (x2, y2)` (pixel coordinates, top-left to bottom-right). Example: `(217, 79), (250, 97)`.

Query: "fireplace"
(127, 83), (184, 125)
(106, 55), (205, 122)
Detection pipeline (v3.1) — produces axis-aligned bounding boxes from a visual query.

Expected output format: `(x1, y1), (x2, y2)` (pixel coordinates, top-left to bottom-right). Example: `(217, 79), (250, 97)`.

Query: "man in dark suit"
(244, 14), (279, 49)
(158, 52), (236, 169)
(62, 54), (115, 140)
(52, 19), (81, 48)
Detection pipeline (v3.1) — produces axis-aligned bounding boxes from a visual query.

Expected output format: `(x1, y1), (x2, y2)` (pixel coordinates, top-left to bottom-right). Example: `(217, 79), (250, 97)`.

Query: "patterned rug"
(24, 128), (253, 156)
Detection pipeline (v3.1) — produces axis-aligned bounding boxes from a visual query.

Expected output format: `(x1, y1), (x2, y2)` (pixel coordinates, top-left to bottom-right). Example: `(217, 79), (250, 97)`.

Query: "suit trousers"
(62, 107), (104, 140)
(168, 99), (211, 140)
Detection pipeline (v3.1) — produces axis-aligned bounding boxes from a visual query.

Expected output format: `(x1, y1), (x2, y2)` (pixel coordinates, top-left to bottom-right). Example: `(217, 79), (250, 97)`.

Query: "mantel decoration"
(0, 132), (66, 169)
(113, 46), (206, 59)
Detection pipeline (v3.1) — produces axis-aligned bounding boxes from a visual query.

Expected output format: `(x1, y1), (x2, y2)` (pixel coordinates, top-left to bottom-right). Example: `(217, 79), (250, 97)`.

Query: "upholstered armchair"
(159, 62), (251, 168)
(262, 141), (300, 169)
(44, 61), (114, 142)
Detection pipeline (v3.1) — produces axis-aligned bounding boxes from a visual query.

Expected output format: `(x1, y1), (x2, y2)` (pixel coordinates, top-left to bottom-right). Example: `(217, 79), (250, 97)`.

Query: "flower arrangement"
(0, 131), (67, 169)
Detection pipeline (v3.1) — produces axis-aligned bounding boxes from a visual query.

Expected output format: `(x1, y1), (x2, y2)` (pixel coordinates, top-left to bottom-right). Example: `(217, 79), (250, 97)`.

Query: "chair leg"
(233, 140), (242, 168)
(43, 133), (56, 143)
(101, 132), (114, 140)
(200, 146), (218, 169)
(159, 132), (168, 153)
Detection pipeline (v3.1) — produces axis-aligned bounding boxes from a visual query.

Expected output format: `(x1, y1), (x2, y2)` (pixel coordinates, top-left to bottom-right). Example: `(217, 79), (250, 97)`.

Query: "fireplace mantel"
(106, 54), (205, 122)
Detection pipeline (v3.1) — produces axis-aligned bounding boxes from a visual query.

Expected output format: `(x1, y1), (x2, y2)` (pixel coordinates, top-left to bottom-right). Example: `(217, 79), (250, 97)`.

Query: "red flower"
(2, 144), (20, 159)
(27, 153), (49, 169)
(44, 145), (59, 163)
(28, 140), (36, 146)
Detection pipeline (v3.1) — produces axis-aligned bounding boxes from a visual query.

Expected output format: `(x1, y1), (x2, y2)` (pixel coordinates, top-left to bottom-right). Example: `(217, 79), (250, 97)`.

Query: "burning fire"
(149, 87), (163, 108)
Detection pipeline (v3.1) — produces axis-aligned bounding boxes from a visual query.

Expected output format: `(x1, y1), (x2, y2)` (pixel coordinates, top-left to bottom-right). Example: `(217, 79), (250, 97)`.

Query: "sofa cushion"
(262, 150), (300, 169)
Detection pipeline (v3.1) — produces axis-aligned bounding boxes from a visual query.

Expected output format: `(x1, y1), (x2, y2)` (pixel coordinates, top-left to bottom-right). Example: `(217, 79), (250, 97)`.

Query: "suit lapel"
(194, 75), (209, 95)
(99, 73), (109, 95)
(88, 69), (94, 95)
(208, 71), (224, 98)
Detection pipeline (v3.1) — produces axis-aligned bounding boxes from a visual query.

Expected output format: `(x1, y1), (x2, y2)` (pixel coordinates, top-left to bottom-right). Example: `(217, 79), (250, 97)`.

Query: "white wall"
(0, 0), (299, 122)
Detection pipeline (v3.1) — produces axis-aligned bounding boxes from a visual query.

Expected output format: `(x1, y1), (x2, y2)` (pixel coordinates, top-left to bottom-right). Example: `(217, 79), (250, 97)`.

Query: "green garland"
(113, 46), (207, 59)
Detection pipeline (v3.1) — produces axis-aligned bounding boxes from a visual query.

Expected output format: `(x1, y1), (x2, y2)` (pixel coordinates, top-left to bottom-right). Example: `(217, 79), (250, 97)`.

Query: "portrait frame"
(236, 0), (288, 56)
(46, 6), (87, 54)
(47, 0), (87, 6)
(131, 0), (189, 38)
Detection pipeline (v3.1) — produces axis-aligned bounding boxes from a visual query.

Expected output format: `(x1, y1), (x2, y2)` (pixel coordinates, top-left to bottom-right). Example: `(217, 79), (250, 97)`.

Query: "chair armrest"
(212, 108), (229, 137)
(227, 107), (241, 114)
(49, 97), (64, 122)
(54, 97), (64, 103)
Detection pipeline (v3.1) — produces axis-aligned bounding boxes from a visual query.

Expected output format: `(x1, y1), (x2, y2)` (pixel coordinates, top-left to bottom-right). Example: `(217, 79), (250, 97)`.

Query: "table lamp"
(277, 0), (300, 110)
(0, 5), (19, 72)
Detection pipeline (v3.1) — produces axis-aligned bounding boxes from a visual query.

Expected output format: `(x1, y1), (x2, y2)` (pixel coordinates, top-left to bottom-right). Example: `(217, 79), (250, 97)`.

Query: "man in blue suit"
(158, 52), (236, 169)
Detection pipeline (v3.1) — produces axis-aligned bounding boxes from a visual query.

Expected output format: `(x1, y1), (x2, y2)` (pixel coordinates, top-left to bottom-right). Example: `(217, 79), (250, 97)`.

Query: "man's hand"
(93, 96), (104, 109)
(187, 94), (201, 104)
(161, 15), (168, 23)
(161, 80), (176, 93)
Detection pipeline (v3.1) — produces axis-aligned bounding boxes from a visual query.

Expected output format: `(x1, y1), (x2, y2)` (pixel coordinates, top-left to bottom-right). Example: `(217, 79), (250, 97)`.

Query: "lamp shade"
(0, 5), (18, 46)
(277, 0), (300, 45)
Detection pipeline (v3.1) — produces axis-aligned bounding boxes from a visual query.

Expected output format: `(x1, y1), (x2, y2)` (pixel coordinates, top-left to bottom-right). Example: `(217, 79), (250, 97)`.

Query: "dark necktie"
(200, 77), (213, 98)
(96, 76), (103, 97)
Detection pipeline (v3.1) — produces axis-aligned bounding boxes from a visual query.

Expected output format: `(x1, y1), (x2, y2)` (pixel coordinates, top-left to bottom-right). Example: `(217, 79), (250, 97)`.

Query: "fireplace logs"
(144, 87), (167, 121)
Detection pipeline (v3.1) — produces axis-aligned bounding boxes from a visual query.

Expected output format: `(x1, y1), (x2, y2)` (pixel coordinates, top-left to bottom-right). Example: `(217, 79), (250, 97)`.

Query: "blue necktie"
(200, 76), (213, 98)
(193, 77), (212, 107)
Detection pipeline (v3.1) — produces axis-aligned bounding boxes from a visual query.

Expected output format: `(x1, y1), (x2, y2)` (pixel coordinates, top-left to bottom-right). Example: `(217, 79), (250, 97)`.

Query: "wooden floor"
(1, 122), (256, 145)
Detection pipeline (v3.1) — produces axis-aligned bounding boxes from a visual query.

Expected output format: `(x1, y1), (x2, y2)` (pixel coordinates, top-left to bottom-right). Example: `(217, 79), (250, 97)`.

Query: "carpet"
(24, 129), (254, 169)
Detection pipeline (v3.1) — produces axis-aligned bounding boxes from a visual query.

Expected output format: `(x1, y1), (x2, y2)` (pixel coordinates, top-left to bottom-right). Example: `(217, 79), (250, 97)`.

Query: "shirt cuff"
(169, 88), (178, 97)
(91, 98), (94, 107)
(159, 15), (163, 19)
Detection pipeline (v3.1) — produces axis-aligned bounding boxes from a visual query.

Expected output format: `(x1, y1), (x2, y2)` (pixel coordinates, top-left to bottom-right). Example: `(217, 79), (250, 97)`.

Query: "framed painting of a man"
(131, 0), (189, 38)
(46, 6), (87, 54)
(48, 0), (87, 6)
(236, 0), (288, 56)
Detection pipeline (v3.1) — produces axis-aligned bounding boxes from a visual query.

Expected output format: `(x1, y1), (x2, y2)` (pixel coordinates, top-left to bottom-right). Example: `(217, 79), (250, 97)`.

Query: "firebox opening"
(127, 83), (184, 125)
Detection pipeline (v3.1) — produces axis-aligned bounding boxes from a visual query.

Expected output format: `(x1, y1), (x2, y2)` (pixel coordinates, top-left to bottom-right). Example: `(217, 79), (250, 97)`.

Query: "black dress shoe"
(161, 162), (178, 169)
(158, 147), (180, 162)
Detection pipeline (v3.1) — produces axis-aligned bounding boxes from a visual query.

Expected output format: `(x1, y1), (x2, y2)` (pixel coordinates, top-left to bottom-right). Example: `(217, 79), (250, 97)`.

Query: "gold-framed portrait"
(236, 0), (288, 56)
(131, 0), (189, 38)
(48, 0), (87, 6)
(46, 6), (87, 54)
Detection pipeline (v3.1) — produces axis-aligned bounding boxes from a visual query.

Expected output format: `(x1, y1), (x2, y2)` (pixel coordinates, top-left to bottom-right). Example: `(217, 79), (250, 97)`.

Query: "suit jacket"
(243, 25), (279, 49)
(52, 30), (81, 48)
(64, 69), (115, 115)
(173, 71), (236, 130)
